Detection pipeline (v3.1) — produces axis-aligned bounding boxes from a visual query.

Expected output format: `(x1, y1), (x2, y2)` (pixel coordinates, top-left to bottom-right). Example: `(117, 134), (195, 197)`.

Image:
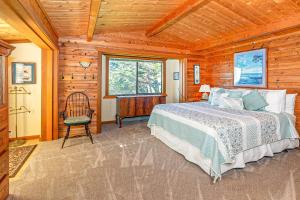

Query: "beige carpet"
(8, 122), (300, 200)
(9, 145), (37, 178)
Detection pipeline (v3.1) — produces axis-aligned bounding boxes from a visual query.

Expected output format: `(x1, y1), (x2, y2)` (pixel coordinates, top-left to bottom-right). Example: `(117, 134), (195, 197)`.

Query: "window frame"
(105, 55), (166, 98)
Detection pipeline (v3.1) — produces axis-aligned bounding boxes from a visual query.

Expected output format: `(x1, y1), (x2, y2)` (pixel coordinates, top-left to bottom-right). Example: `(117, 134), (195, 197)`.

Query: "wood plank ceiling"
(0, 18), (25, 41)
(38, 0), (92, 36)
(17, 0), (300, 51)
(95, 0), (186, 34)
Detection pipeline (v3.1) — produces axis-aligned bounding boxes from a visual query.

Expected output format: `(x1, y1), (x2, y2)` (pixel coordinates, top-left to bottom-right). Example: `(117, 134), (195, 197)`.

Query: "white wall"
(166, 59), (180, 103)
(8, 43), (42, 138)
(101, 56), (180, 122)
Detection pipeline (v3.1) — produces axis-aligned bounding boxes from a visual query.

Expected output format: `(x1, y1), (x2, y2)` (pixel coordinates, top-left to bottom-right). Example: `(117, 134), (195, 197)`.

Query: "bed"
(147, 102), (299, 182)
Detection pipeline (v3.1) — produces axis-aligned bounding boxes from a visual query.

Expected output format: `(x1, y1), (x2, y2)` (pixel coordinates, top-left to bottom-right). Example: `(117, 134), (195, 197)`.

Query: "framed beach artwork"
(12, 62), (36, 84)
(234, 48), (267, 88)
(194, 64), (200, 84)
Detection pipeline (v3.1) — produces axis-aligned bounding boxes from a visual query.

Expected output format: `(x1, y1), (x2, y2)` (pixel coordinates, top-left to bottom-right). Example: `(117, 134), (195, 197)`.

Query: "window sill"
(103, 95), (116, 99)
(103, 93), (167, 99)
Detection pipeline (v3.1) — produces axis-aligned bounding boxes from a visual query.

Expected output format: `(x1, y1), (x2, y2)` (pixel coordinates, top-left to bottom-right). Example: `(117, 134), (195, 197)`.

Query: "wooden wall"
(190, 33), (300, 131)
(186, 58), (209, 102)
(58, 36), (189, 137)
(58, 41), (99, 137)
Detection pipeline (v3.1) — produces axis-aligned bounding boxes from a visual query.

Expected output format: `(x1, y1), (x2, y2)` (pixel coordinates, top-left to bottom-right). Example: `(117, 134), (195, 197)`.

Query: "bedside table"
(200, 99), (208, 102)
(186, 99), (208, 102)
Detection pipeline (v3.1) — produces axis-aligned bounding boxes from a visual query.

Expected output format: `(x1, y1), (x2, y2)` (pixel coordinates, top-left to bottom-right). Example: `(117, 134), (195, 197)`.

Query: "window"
(106, 56), (165, 96)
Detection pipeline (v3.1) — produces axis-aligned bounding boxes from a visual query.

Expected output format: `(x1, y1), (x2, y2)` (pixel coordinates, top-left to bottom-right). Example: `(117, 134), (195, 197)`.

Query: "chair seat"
(64, 116), (91, 125)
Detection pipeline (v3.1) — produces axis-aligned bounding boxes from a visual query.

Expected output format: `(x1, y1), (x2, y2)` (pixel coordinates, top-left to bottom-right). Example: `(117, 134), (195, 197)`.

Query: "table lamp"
(199, 84), (210, 100)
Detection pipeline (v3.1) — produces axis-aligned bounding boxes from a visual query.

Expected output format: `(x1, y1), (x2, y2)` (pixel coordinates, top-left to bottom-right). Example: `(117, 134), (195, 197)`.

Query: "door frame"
(0, 0), (59, 141)
(41, 49), (59, 140)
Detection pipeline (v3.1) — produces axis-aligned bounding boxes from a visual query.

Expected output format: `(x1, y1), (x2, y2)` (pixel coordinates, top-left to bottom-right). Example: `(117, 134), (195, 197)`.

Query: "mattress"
(151, 125), (299, 179)
(147, 102), (299, 181)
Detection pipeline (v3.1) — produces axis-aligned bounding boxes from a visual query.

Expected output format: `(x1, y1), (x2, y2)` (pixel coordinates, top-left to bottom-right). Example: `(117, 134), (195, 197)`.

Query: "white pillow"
(285, 94), (297, 115)
(211, 92), (227, 106)
(208, 87), (224, 104)
(258, 89), (286, 113)
(219, 96), (244, 110)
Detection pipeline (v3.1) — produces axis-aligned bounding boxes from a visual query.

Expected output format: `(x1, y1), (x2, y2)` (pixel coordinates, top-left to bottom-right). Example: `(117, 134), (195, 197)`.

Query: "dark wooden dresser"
(116, 95), (166, 127)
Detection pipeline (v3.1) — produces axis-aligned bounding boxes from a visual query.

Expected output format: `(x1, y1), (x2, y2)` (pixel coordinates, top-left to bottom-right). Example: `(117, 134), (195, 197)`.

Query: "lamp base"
(202, 92), (209, 100)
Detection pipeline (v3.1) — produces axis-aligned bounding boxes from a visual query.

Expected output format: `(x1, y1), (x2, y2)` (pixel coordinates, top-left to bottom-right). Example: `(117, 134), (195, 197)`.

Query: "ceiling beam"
(193, 26), (300, 56)
(0, 0), (58, 49)
(87, 0), (102, 41)
(193, 12), (300, 51)
(146, 0), (210, 37)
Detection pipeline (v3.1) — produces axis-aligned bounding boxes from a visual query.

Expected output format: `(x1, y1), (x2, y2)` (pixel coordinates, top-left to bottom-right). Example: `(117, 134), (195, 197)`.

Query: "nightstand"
(187, 99), (208, 102)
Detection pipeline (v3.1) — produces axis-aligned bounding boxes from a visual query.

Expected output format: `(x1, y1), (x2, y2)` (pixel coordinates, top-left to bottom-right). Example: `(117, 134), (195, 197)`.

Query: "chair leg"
(85, 124), (94, 144)
(62, 126), (70, 148)
(119, 117), (122, 128)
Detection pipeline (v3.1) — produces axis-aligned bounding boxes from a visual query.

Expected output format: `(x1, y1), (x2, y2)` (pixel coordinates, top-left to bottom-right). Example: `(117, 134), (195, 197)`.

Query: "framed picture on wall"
(194, 64), (200, 84)
(173, 72), (179, 80)
(12, 62), (36, 84)
(234, 48), (267, 88)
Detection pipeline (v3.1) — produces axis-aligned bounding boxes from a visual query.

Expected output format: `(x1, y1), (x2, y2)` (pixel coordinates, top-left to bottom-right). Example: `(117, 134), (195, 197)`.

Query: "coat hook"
(84, 73), (87, 79)
(92, 74), (95, 80)
(71, 73), (74, 79)
(61, 72), (64, 80)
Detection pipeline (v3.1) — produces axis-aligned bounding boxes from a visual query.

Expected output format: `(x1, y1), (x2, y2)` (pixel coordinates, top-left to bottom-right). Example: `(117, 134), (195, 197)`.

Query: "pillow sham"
(258, 89), (286, 113)
(211, 90), (226, 106)
(285, 94), (297, 115)
(219, 96), (244, 110)
(227, 90), (243, 98)
(242, 91), (268, 111)
(208, 88), (225, 104)
(225, 88), (252, 97)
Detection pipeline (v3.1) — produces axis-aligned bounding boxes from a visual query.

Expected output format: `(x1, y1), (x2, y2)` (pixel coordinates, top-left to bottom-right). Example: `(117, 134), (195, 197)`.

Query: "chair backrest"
(64, 92), (91, 117)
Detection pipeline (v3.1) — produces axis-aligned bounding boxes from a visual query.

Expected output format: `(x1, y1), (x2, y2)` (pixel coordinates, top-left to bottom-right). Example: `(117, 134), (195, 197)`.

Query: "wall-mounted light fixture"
(79, 59), (92, 79)
(79, 61), (91, 69)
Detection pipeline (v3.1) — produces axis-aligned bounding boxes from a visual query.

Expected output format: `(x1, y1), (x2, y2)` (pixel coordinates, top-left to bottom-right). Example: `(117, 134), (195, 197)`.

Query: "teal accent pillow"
(227, 91), (243, 98)
(242, 91), (268, 111)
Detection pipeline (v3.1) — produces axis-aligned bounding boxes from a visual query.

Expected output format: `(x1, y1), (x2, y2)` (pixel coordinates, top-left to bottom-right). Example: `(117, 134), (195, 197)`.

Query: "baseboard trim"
(101, 120), (116, 124)
(9, 135), (40, 141)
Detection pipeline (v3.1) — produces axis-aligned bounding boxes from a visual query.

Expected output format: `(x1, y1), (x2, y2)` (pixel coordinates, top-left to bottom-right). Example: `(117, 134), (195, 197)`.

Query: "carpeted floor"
(8, 122), (300, 200)
(9, 145), (37, 178)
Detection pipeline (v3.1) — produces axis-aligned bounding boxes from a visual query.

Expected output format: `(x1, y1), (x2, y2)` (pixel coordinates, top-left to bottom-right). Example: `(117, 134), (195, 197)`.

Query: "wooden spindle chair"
(60, 92), (94, 148)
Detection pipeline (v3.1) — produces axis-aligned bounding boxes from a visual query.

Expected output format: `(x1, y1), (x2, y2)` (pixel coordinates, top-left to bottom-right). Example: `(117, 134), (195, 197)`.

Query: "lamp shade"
(79, 61), (91, 69)
(199, 84), (211, 92)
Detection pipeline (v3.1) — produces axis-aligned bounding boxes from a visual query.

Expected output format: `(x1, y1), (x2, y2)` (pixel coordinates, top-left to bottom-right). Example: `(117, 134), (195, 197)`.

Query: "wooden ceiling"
(38, 0), (92, 36)
(0, 18), (25, 41)
(2, 0), (300, 51)
(95, 0), (186, 34)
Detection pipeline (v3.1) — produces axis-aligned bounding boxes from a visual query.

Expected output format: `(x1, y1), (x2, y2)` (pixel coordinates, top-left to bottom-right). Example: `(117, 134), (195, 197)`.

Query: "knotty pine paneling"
(186, 58), (209, 102)
(196, 33), (300, 132)
(58, 41), (99, 138)
(58, 35), (194, 138)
